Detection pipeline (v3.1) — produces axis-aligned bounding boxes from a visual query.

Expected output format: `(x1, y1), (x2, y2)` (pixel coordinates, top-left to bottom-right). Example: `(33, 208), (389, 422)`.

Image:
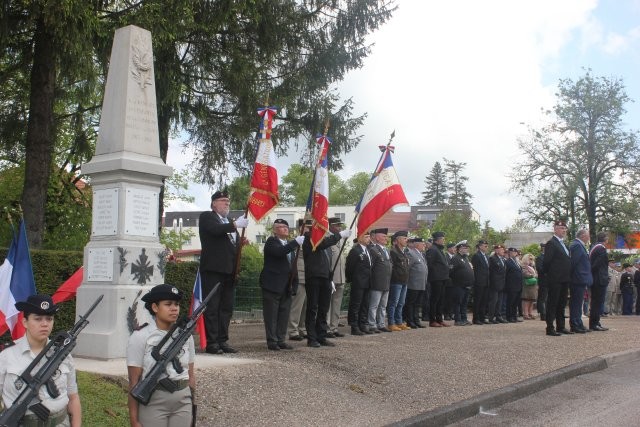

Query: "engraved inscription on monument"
(125, 188), (158, 237)
(87, 248), (114, 281)
(92, 188), (119, 236)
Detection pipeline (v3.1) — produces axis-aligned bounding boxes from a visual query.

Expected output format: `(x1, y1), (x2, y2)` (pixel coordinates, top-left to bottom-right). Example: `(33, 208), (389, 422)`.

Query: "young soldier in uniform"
(127, 284), (195, 427)
(0, 294), (82, 427)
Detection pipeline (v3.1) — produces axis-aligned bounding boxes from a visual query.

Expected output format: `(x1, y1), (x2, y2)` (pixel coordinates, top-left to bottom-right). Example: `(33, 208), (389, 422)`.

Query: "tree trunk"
(21, 16), (56, 249)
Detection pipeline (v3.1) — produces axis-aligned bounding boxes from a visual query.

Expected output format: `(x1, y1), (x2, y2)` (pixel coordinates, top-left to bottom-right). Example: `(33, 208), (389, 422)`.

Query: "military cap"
(273, 218), (289, 227)
(623, 263), (632, 269)
(508, 247), (518, 252)
(15, 294), (58, 315)
(370, 228), (388, 235)
(211, 190), (229, 201)
(456, 240), (469, 248)
(494, 244), (505, 250)
(554, 218), (567, 227)
(408, 237), (424, 243)
(141, 284), (183, 303)
(446, 242), (456, 249)
(432, 231), (445, 239)
(477, 239), (488, 246)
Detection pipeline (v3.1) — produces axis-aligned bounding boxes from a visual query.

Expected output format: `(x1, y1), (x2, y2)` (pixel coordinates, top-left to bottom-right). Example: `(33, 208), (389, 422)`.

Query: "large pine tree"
(419, 161), (448, 206)
(444, 158), (472, 205)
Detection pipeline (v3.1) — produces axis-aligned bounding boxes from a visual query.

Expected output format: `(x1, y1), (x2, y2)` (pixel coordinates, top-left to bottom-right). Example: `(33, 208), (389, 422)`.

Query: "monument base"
(74, 284), (153, 359)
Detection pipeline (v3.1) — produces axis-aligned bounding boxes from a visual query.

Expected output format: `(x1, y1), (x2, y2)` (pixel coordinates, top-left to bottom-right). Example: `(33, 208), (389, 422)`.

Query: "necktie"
(222, 217), (235, 244)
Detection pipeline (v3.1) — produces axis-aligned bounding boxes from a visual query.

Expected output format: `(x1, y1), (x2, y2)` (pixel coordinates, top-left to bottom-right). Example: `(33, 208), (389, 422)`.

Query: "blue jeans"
(387, 284), (408, 325)
(569, 283), (587, 328)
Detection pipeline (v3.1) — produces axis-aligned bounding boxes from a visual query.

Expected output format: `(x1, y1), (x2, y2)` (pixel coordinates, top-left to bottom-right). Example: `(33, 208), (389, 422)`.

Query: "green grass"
(76, 371), (129, 426)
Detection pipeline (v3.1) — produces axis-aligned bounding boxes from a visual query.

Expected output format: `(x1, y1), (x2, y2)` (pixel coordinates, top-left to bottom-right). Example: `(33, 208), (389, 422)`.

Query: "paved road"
(450, 357), (640, 427)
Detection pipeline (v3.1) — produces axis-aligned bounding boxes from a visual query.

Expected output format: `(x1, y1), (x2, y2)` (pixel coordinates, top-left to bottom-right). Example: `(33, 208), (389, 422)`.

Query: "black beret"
(141, 284), (183, 303)
(554, 219), (567, 227)
(446, 242), (456, 249)
(370, 228), (388, 235)
(432, 231), (445, 239)
(408, 237), (424, 243)
(494, 244), (505, 250)
(477, 239), (488, 246)
(508, 247), (518, 252)
(15, 294), (58, 315)
(328, 217), (345, 226)
(273, 218), (289, 227)
(392, 230), (408, 239)
(211, 190), (229, 201)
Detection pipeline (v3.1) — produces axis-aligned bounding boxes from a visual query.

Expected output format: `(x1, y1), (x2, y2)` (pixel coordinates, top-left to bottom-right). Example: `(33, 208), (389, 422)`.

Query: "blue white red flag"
(356, 146), (409, 237)
(0, 220), (37, 339)
(189, 270), (208, 350)
(248, 106), (279, 221)
(310, 135), (331, 250)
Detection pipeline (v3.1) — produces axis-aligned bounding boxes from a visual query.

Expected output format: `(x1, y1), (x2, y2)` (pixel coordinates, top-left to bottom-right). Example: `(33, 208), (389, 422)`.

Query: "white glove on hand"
(295, 235), (305, 246)
(234, 214), (249, 228)
(331, 281), (336, 294)
(339, 229), (352, 239)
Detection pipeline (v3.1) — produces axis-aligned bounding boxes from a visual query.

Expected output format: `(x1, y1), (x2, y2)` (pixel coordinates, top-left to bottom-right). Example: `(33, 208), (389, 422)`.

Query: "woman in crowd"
(520, 253), (539, 319)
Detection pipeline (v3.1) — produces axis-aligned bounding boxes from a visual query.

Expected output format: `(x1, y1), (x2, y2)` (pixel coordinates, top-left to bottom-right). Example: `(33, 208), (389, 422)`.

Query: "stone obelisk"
(75, 25), (173, 359)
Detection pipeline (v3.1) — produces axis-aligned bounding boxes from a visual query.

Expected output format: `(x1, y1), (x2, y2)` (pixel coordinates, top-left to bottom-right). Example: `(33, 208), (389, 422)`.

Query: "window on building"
(335, 212), (346, 222)
(416, 212), (437, 222)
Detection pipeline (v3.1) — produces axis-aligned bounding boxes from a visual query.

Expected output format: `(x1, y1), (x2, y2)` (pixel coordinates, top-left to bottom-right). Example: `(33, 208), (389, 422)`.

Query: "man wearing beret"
(199, 190), (249, 354)
(302, 219), (352, 347)
(259, 219), (305, 350)
(345, 232), (372, 335)
(367, 228), (393, 333)
(542, 219), (572, 336)
(387, 230), (411, 331)
(450, 240), (474, 325)
(487, 245), (507, 324)
(405, 237), (428, 328)
(471, 240), (490, 324)
(443, 242), (457, 321)
(426, 231), (450, 327)
(504, 247), (524, 323)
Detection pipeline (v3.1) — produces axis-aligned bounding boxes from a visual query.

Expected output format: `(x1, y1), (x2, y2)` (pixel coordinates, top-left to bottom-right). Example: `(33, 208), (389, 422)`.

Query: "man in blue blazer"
(569, 229), (593, 333)
(260, 219), (305, 350)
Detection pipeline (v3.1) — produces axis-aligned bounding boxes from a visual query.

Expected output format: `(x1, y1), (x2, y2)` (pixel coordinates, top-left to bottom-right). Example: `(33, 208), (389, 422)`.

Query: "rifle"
(130, 282), (220, 406)
(0, 295), (104, 427)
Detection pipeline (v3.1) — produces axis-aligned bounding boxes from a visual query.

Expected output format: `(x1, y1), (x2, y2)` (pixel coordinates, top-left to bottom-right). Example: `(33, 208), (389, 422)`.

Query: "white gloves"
(331, 281), (336, 294)
(234, 214), (249, 228)
(339, 229), (352, 239)
(295, 235), (305, 246)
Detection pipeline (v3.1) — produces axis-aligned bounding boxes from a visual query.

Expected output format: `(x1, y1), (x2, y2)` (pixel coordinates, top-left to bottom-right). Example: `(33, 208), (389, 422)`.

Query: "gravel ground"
(195, 315), (640, 426)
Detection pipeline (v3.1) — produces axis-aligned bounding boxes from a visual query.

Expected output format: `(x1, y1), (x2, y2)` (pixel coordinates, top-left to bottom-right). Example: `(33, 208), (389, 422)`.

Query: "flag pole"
(232, 95), (272, 286)
(330, 130), (396, 276)
(288, 119), (330, 290)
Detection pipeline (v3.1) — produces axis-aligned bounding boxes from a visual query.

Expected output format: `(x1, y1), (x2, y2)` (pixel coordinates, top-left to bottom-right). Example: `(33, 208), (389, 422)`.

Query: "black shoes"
(378, 327), (391, 332)
(351, 328), (365, 336)
(590, 325), (608, 331)
(325, 332), (336, 338)
(307, 341), (321, 348)
(267, 343), (280, 351)
(220, 344), (238, 353)
(278, 342), (294, 350)
(289, 335), (304, 341)
(333, 331), (345, 337)
(318, 340), (335, 347)
(546, 329), (561, 336)
(205, 345), (224, 355)
(557, 328), (574, 335)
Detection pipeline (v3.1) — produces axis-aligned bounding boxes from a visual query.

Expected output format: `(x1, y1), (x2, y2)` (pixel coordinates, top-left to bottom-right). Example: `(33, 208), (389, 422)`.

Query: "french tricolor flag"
(0, 220), (37, 339)
(310, 135), (331, 250)
(356, 146), (409, 236)
(189, 270), (208, 350)
(248, 106), (279, 221)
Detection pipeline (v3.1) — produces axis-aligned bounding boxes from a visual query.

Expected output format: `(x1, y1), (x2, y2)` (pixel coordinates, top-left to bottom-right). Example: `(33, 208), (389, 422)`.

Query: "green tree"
(431, 207), (481, 245)
(280, 164), (314, 207)
(345, 172), (371, 204)
(419, 161), (448, 206)
(163, 168), (196, 208)
(443, 158), (472, 206)
(511, 70), (640, 242)
(226, 175), (252, 210)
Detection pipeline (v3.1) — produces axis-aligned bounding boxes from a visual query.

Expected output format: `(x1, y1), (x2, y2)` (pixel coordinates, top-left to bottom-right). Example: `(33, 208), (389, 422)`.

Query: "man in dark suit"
(471, 240), (490, 324)
(259, 219), (305, 350)
(504, 248), (523, 322)
(426, 231), (451, 327)
(199, 190), (249, 354)
(487, 244), (507, 323)
(367, 228), (393, 332)
(535, 243), (547, 321)
(345, 232), (372, 335)
(302, 222), (351, 348)
(569, 229), (592, 333)
(589, 232), (610, 331)
(543, 219), (572, 336)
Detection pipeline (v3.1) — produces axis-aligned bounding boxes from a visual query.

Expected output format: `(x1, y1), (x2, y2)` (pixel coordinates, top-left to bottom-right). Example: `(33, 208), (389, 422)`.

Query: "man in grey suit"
(405, 237), (428, 328)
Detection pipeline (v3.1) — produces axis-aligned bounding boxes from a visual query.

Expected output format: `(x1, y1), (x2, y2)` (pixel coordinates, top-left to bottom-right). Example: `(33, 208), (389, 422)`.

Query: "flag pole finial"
(388, 130), (396, 145)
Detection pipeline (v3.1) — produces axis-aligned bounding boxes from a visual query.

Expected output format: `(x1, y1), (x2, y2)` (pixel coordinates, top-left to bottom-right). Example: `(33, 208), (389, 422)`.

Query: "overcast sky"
(167, 0), (640, 230)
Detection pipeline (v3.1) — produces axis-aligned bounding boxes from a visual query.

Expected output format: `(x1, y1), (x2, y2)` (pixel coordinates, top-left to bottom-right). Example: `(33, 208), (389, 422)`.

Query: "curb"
(390, 347), (640, 427)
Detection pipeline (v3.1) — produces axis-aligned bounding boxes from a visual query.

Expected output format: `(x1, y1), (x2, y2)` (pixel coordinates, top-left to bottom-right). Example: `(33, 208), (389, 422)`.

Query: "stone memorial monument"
(75, 25), (173, 359)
